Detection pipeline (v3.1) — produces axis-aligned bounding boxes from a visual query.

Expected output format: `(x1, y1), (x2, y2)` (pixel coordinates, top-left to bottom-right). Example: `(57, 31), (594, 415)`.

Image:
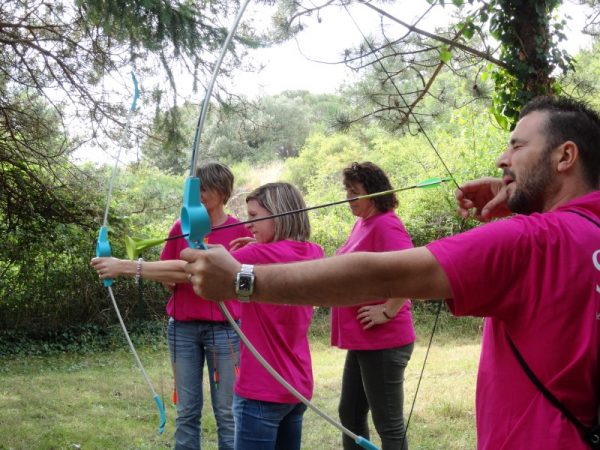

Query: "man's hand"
(456, 177), (512, 222)
(180, 245), (241, 301)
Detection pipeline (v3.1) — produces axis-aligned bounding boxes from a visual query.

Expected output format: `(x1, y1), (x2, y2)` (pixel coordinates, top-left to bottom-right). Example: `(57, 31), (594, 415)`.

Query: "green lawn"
(0, 322), (480, 449)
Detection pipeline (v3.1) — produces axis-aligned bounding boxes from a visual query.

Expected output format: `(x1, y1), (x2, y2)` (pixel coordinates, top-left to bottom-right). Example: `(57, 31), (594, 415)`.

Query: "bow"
(179, 2), (378, 448)
(95, 72), (166, 434)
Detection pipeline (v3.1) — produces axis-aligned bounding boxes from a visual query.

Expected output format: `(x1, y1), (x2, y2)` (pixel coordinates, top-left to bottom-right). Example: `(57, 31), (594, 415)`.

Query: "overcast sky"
(229, 0), (593, 97)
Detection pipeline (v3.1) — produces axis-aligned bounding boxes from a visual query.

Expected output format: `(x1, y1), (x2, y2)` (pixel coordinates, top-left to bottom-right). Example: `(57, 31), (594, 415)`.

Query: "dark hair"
(520, 96), (600, 188)
(342, 162), (398, 212)
(246, 182), (310, 242)
(195, 162), (234, 203)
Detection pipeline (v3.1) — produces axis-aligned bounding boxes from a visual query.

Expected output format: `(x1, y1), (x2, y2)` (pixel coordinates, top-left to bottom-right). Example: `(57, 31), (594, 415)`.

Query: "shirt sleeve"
(373, 214), (414, 252)
(427, 216), (542, 319)
(160, 221), (181, 261)
(231, 244), (260, 265)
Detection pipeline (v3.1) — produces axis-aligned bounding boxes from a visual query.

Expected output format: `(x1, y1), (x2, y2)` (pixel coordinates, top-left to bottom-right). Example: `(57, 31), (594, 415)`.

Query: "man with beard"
(181, 96), (600, 450)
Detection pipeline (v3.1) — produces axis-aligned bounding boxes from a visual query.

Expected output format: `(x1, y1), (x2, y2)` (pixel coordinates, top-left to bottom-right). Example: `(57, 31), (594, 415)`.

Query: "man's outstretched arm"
(180, 245), (451, 307)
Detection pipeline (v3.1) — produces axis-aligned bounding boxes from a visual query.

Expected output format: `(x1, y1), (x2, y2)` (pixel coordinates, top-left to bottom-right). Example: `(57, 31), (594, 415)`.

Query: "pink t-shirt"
(427, 191), (600, 450)
(331, 210), (416, 350)
(160, 217), (252, 321)
(232, 240), (324, 404)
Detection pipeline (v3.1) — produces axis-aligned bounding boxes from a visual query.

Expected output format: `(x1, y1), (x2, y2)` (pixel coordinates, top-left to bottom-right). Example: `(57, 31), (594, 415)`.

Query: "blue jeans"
(168, 318), (240, 450)
(232, 394), (307, 450)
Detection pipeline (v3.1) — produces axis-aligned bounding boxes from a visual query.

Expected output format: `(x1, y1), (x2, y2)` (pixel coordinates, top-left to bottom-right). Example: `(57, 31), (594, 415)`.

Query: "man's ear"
(555, 141), (578, 173)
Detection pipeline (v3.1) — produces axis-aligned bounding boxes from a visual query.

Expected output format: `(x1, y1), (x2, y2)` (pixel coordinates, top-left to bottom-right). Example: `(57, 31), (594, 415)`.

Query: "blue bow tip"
(355, 436), (379, 450)
(154, 394), (166, 434)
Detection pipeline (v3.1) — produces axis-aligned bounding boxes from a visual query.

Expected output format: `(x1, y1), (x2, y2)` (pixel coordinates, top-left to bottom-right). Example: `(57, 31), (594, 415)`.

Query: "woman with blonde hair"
(226, 182), (323, 450)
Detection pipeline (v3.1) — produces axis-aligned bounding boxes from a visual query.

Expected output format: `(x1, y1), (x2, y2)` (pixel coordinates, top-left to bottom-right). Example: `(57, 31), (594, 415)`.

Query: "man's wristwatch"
(235, 264), (255, 302)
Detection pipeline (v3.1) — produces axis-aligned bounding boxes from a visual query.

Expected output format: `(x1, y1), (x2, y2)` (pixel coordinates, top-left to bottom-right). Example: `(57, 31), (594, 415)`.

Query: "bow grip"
(95, 226), (113, 287)
(180, 177), (210, 250)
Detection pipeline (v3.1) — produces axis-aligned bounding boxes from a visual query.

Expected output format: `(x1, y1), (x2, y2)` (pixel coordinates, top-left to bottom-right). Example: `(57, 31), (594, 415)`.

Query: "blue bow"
(96, 72), (166, 434)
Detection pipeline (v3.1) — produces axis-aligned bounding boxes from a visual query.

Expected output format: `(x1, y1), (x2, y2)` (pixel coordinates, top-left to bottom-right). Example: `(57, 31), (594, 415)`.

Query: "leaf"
(492, 110), (510, 131)
(463, 26), (474, 39)
(440, 47), (453, 63)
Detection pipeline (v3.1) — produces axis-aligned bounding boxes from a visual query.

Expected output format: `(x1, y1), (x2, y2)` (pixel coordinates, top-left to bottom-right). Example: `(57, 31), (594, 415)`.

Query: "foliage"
(0, 320), (166, 357)
(282, 99), (506, 254)
(141, 101), (201, 175)
(6, 30), (600, 337)
(0, 0), (264, 251)
(108, 163), (184, 238)
(1, 0), (259, 137)
(280, 0), (580, 132)
(143, 91), (349, 173)
(581, 0), (600, 36)
(561, 39), (600, 109)
(485, 0), (572, 128)
(0, 163), (181, 333)
(0, 89), (98, 231)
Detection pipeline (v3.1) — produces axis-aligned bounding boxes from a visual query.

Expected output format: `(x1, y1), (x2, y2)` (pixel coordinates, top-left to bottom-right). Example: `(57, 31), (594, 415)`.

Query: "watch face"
(238, 274), (253, 292)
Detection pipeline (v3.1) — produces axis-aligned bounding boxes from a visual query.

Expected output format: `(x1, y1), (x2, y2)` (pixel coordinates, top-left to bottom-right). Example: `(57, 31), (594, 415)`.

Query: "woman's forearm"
(92, 257), (189, 284)
(384, 298), (407, 317)
(139, 259), (188, 284)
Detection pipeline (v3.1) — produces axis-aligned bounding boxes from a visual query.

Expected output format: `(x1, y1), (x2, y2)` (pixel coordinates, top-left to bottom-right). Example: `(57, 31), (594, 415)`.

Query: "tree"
(1, 0), (261, 229)
(142, 90), (350, 173)
(278, 0), (581, 130)
(581, 0), (600, 36)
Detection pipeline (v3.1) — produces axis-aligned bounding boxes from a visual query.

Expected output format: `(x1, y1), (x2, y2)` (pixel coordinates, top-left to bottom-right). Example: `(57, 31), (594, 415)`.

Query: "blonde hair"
(195, 162), (234, 203)
(246, 182), (310, 242)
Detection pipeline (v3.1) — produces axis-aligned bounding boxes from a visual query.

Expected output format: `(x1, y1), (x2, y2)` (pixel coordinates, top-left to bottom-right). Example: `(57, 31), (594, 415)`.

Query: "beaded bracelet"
(135, 257), (143, 284)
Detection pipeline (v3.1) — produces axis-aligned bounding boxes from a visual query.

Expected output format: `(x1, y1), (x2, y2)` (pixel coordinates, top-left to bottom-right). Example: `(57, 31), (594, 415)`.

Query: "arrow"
(168, 177), (452, 240)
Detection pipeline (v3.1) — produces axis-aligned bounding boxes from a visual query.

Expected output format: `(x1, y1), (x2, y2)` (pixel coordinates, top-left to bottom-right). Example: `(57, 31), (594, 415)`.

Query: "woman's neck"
(208, 208), (228, 227)
(360, 205), (380, 220)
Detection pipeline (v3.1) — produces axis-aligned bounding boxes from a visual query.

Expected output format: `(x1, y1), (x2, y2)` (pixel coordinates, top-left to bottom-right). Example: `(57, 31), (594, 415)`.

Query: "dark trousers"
(339, 343), (414, 450)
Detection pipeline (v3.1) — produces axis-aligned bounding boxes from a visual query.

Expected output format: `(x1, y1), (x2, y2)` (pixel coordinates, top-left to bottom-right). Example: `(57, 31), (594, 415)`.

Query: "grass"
(0, 309), (482, 449)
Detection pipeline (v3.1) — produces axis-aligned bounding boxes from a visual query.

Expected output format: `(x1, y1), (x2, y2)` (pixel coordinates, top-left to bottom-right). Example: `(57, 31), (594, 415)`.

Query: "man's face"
(496, 111), (555, 215)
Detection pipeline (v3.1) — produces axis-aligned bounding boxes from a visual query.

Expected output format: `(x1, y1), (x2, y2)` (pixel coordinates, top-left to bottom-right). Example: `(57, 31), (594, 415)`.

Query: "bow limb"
(96, 72), (166, 434)
(107, 286), (166, 434)
(181, 0), (252, 250)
